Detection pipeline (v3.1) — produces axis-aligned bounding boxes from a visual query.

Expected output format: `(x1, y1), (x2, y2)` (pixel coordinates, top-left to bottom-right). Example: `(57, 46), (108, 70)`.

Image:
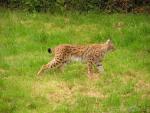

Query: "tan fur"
(37, 39), (115, 78)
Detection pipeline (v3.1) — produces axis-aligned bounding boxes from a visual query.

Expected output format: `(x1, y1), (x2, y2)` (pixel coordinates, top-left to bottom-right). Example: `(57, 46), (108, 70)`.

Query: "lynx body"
(37, 39), (115, 78)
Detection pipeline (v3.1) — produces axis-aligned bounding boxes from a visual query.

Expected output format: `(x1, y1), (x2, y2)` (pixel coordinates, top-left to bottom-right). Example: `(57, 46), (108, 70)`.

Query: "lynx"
(37, 39), (115, 78)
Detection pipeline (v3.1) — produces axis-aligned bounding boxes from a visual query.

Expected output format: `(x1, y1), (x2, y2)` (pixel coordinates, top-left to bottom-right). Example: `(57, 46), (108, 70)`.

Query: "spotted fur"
(37, 39), (115, 78)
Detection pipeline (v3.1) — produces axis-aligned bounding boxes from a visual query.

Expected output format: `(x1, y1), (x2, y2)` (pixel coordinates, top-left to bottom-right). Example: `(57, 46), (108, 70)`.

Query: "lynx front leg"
(87, 61), (94, 78)
(96, 63), (104, 73)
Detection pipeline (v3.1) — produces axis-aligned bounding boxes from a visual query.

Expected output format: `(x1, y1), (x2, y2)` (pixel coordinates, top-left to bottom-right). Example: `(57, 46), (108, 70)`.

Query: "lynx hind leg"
(57, 60), (68, 72)
(37, 64), (48, 76)
(37, 59), (63, 76)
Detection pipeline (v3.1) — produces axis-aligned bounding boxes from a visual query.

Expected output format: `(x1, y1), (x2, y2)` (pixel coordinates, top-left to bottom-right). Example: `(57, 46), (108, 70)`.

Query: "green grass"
(0, 9), (150, 113)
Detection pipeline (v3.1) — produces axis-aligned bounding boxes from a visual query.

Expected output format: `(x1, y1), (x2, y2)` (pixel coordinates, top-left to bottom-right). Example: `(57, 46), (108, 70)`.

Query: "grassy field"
(0, 9), (150, 113)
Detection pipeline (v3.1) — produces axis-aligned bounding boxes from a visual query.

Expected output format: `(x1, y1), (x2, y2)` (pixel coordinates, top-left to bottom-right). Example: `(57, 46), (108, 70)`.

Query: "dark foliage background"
(0, 0), (150, 13)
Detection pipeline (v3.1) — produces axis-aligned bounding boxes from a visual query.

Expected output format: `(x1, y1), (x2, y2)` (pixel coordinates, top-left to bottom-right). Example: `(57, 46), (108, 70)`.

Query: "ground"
(0, 9), (150, 113)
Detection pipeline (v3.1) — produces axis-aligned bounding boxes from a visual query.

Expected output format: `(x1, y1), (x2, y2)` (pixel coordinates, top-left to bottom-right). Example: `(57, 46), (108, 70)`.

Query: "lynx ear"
(106, 39), (111, 44)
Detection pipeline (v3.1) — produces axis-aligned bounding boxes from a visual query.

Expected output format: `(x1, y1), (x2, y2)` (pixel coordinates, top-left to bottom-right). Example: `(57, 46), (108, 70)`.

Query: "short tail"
(48, 48), (52, 54)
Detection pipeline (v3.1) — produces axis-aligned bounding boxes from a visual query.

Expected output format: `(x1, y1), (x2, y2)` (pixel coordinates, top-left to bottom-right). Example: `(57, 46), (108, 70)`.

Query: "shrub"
(0, 0), (149, 13)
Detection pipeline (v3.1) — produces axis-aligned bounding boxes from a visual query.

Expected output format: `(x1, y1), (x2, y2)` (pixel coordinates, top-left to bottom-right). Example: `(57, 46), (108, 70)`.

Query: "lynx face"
(37, 39), (115, 78)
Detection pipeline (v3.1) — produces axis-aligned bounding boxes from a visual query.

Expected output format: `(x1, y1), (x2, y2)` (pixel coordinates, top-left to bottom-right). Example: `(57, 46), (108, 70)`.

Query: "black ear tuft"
(106, 39), (111, 44)
(48, 48), (52, 53)
(109, 37), (112, 40)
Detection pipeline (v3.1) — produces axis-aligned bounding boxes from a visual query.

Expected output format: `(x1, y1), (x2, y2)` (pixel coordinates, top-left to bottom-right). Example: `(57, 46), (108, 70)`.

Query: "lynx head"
(105, 39), (115, 51)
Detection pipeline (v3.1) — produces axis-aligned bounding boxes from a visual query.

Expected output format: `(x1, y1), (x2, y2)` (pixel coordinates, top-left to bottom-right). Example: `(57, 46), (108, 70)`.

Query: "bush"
(0, 0), (150, 13)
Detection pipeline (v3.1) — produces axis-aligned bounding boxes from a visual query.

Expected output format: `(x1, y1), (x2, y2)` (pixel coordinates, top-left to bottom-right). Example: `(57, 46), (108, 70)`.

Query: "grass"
(0, 9), (150, 113)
